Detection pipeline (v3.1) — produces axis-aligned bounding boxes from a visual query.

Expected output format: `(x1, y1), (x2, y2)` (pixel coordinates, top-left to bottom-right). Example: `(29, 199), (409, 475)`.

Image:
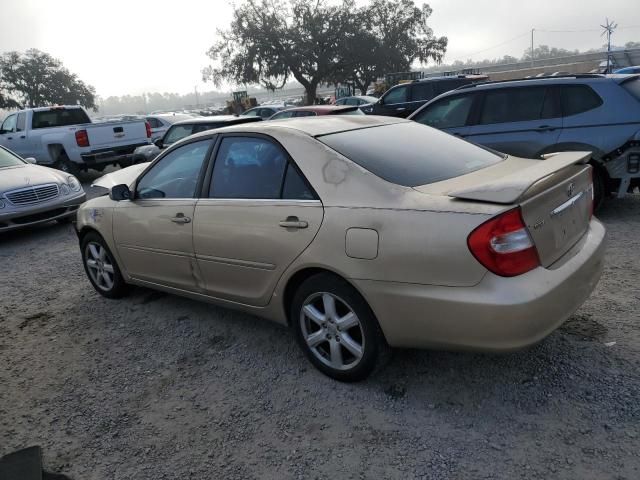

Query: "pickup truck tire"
(55, 153), (81, 177)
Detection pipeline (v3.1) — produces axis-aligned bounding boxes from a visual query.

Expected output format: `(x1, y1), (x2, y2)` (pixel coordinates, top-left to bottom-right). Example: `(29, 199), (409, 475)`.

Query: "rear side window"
(383, 85), (408, 104)
(32, 108), (90, 129)
(620, 78), (640, 101)
(561, 85), (603, 116)
(413, 95), (475, 129)
(282, 164), (315, 200)
(479, 87), (556, 124)
(163, 124), (194, 144)
(411, 83), (435, 101)
(318, 122), (503, 187)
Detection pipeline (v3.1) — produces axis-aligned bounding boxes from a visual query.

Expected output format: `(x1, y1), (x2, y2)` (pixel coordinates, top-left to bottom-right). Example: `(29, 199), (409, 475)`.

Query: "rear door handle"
(171, 213), (191, 224)
(279, 216), (308, 229)
(395, 107), (406, 112)
(536, 125), (556, 132)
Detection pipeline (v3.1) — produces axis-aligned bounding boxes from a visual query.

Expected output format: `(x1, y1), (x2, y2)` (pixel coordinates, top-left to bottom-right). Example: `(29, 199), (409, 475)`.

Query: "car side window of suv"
(411, 82), (435, 102)
(382, 85), (409, 104)
(135, 140), (212, 199)
(561, 85), (603, 116)
(413, 95), (475, 129)
(479, 87), (556, 124)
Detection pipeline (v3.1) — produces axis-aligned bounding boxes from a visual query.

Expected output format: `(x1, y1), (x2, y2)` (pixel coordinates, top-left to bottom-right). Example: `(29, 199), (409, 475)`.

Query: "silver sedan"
(0, 145), (86, 232)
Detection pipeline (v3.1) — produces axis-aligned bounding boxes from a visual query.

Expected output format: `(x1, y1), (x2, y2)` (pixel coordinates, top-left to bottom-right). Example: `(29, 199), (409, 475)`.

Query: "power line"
(449, 31), (530, 61)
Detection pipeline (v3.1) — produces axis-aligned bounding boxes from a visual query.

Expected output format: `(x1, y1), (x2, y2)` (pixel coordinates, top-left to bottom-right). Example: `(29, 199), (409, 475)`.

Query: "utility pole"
(194, 86), (200, 109)
(531, 29), (535, 68)
(601, 18), (617, 73)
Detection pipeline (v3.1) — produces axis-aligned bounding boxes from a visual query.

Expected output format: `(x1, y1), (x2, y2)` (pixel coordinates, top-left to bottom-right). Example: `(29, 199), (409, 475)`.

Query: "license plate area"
(550, 190), (589, 249)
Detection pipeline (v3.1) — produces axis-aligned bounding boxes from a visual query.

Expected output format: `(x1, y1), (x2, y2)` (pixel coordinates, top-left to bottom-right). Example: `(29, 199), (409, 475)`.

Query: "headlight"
(67, 176), (82, 192)
(60, 184), (70, 195)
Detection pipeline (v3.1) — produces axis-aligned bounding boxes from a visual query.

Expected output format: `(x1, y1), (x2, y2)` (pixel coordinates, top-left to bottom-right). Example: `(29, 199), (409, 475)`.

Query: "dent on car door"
(464, 87), (562, 158)
(193, 135), (323, 306)
(113, 139), (213, 290)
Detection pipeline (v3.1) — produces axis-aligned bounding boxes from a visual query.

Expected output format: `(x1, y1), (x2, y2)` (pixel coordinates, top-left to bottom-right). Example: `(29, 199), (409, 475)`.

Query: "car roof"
(185, 115), (408, 140)
(449, 73), (640, 92)
(171, 115), (261, 126)
(278, 105), (359, 114)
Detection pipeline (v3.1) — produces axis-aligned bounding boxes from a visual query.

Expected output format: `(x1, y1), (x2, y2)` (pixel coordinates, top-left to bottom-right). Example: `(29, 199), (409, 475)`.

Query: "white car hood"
(0, 164), (67, 192)
(91, 163), (150, 189)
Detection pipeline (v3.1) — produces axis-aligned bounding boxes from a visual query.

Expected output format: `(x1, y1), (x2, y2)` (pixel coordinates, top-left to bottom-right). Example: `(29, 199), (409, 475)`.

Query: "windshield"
(32, 108), (91, 129)
(0, 146), (25, 168)
(163, 124), (194, 145)
(318, 122), (503, 186)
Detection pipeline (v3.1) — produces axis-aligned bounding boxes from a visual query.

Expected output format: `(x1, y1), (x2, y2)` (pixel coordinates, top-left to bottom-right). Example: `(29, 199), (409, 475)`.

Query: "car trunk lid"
(415, 151), (593, 267)
(84, 120), (149, 149)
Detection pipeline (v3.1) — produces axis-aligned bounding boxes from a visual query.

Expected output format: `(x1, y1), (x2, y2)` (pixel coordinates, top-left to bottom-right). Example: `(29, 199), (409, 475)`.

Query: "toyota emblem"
(567, 182), (575, 197)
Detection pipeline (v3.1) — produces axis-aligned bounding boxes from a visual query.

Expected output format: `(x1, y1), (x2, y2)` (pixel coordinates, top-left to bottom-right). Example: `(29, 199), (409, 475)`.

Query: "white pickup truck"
(0, 106), (152, 174)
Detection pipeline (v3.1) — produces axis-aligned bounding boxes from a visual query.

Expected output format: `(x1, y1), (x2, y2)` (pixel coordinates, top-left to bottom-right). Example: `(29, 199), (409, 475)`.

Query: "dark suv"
(410, 74), (640, 205)
(363, 75), (488, 118)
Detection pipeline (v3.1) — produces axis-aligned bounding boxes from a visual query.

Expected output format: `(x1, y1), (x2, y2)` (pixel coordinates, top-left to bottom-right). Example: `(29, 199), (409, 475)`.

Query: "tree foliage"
(203, 0), (447, 103)
(0, 49), (96, 110)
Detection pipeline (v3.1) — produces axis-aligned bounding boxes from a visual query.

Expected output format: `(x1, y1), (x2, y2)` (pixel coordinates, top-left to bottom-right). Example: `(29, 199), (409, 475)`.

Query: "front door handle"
(536, 125), (556, 132)
(395, 107), (406, 112)
(171, 213), (191, 224)
(279, 216), (308, 229)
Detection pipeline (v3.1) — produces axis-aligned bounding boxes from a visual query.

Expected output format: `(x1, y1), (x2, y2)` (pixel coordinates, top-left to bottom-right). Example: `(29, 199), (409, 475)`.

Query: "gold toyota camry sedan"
(76, 116), (605, 381)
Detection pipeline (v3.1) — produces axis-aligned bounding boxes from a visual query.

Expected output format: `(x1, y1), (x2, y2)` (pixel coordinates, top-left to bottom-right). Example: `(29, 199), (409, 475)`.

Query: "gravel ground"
(1, 172), (639, 480)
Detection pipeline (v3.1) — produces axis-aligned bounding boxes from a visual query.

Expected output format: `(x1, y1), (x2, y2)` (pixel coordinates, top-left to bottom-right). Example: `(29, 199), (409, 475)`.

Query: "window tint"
(16, 113), (26, 132)
(209, 137), (287, 199)
(1, 114), (17, 133)
(282, 164), (315, 200)
(622, 78), (640, 101)
(318, 122), (502, 187)
(413, 95), (474, 129)
(163, 124), (194, 144)
(382, 85), (408, 104)
(32, 108), (90, 129)
(480, 87), (554, 124)
(411, 82), (435, 101)
(136, 140), (212, 199)
(561, 85), (603, 116)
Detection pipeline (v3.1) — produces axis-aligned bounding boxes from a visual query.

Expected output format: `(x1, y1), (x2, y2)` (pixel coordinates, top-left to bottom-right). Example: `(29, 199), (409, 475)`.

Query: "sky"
(0, 0), (639, 98)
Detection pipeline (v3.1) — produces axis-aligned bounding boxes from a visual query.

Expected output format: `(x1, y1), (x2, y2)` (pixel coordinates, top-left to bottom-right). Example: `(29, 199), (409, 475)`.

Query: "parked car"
(241, 105), (286, 119)
(268, 105), (364, 119)
(362, 74), (488, 117)
(145, 113), (194, 141)
(614, 66), (640, 74)
(131, 115), (263, 163)
(78, 116), (604, 381)
(0, 106), (152, 175)
(0, 145), (86, 232)
(409, 74), (640, 206)
(334, 95), (379, 107)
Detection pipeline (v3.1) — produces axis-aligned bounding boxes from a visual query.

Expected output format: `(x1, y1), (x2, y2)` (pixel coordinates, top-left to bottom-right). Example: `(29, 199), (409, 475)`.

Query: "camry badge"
(567, 182), (575, 198)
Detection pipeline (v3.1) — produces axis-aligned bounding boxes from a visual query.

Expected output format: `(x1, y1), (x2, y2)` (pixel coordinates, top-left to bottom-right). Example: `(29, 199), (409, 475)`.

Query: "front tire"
(291, 273), (390, 381)
(81, 232), (129, 299)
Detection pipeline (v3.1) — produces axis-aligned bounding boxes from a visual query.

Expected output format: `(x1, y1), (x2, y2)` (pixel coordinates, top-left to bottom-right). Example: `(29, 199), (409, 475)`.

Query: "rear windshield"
(318, 122), (503, 186)
(32, 108), (90, 129)
(621, 78), (640, 101)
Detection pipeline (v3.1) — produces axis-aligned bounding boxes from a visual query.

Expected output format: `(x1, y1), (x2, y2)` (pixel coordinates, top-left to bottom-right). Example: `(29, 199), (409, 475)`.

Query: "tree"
(204, 0), (360, 105)
(347, 0), (447, 94)
(0, 49), (96, 110)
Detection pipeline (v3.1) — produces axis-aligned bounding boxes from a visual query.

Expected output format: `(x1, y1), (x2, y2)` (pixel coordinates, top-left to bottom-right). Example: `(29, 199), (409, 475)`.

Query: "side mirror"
(24, 157), (37, 164)
(154, 138), (163, 148)
(110, 184), (131, 201)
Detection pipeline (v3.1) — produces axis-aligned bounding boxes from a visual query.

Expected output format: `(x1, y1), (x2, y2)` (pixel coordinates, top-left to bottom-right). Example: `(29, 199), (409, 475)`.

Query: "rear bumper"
(354, 218), (606, 350)
(80, 142), (150, 165)
(0, 192), (86, 232)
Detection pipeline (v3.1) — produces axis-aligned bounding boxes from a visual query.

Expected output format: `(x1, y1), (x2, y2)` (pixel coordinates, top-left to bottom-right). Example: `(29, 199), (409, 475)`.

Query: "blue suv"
(409, 74), (640, 205)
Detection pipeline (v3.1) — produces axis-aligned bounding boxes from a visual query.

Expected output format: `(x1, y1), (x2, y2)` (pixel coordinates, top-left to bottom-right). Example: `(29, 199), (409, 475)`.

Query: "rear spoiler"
(449, 152), (591, 204)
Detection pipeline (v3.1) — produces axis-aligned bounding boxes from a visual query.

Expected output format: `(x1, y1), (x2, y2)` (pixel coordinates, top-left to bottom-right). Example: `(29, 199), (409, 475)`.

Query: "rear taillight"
(75, 129), (89, 147)
(467, 207), (540, 277)
(145, 121), (152, 138)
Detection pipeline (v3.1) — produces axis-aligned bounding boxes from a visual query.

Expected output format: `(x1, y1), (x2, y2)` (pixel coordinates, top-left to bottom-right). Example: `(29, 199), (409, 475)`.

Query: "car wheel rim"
(85, 242), (115, 292)
(300, 292), (364, 371)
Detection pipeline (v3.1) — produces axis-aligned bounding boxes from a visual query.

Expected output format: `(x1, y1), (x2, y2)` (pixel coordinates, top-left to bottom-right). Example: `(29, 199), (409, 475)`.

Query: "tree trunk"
(304, 83), (318, 105)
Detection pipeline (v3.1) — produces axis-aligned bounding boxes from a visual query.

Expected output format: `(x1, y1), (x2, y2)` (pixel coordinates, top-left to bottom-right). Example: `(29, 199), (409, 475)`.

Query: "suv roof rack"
(454, 73), (606, 90)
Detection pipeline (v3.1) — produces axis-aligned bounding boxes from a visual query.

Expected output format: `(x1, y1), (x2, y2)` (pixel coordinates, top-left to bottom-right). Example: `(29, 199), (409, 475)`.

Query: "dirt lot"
(1, 172), (639, 480)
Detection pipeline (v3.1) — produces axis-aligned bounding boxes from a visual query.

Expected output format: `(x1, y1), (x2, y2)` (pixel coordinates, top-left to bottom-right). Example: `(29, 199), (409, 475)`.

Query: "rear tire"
(81, 232), (129, 299)
(592, 167), (606, 211)
(55, 153), (81, 177)
(290, 273), (390, 382)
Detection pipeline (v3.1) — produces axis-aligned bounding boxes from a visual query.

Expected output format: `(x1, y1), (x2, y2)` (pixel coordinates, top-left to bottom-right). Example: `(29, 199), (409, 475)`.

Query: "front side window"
(136, 140), (212, 199)
(479, 87), (554, 124)
(163, 124), (194, 145)
(413, 95), (475, 129)
(561, 85), (603, 116)
(1, 114), (17, 133)
(209, 137), (288, 199)
(382, 85), (408, 104)
(411, 82), (435, 101)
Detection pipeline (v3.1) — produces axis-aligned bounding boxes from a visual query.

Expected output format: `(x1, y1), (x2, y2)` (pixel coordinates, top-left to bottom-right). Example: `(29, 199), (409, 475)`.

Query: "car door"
(464, 86), (562, 158)
(113, 139), (213, 291)
(411, 93), (476, 138)
(193, 134), (323, 306)
(372, 84), (410, 117)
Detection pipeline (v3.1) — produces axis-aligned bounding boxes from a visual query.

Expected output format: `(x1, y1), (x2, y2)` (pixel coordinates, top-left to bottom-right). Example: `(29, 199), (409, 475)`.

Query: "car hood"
(0, 164), (67, 192)
(91, 162), (150, 189)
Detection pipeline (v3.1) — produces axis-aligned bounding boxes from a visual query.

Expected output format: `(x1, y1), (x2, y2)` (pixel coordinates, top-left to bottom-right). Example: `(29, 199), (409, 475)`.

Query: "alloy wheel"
(85, 242), (115, 292)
